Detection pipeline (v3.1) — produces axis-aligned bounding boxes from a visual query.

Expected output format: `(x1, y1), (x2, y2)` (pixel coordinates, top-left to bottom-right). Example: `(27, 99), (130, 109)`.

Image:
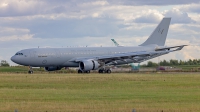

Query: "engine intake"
(79, 60), (100, 71)
(45, 66), (62, 71)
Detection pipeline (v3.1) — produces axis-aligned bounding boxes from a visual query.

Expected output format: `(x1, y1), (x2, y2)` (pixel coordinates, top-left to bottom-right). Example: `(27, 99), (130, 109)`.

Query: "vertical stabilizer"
(111, 39), (120, 46)
(140, 17), (171, 46)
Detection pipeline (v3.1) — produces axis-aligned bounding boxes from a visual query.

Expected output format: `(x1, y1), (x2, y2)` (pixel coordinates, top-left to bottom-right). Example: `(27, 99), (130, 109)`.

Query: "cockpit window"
(15, 53), (23, 55)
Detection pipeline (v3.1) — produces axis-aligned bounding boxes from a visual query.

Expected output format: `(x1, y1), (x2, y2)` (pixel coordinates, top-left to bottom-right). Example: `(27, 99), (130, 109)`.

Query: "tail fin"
(140, 17), (171, 46)
(111, 39), (120, 46)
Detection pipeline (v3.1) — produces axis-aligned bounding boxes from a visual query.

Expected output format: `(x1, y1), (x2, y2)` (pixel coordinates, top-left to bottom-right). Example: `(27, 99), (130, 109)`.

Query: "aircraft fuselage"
(11, 45), (156, 67)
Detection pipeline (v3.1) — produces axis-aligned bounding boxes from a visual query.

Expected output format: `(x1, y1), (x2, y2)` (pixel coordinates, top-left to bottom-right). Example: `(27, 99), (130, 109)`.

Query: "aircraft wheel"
(98, 69), (103, 73)
(78, 69), (83, 73)
(106, 69), (111, 74)
(100, 70), (105, 73)
(28, 70), (33, 74)
(85, 70), (90, 73)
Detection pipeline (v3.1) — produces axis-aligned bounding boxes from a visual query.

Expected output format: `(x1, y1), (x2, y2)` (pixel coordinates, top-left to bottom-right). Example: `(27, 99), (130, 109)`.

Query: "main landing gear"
(98, 69), (111, 74)
(77, 69), (111, 74)
(78, 69), (90, 74)
(28, 66), (33, 74)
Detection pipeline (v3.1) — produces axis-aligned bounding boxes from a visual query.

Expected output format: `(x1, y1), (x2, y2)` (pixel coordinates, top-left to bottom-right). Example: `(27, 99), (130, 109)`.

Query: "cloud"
(134, 10), (164, 23)
(0, 27), (29, 36)
(107, 0), (200, 5)
(1, 0), (199, 18)
(163, 8), (195, 24)
(0, 27), (33, 41)
(167, 24), (200, 41)
(0, 0), (109, 17)
(0, 56), (2, 60)
(189, 37), (200, 46)
(26, 17), (122, 38)
(132, 8), (196, 24)
(165, 39), (188, 47)
(0, 0), (46, 17)
(180, 46), (200, 60)
(0, 16), (157, 39)
(178, 3), (200, 13)
(0, 34), (33, 41)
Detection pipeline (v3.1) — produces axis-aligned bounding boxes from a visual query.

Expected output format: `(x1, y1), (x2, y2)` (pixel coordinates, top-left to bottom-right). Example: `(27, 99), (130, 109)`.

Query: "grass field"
(0, 73), (200, 112)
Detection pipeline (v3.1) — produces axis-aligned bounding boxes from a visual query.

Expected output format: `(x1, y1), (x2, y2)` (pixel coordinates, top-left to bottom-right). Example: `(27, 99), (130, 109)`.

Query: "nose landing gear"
(28, 66), (33, 74)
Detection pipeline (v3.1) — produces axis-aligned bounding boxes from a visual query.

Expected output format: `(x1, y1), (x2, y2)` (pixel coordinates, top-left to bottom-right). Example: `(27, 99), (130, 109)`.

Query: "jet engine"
(45, 66), (62, 71)
(79, 60), (100, 71)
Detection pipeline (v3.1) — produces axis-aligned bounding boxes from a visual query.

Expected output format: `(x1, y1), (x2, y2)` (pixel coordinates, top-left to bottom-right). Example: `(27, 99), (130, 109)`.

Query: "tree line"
(142, 59), (200, 67)
(0, 60), (10, 67)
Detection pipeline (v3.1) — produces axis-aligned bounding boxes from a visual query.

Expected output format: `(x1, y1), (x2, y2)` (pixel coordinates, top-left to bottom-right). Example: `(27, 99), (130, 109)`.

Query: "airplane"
(11, 17), (187, 74)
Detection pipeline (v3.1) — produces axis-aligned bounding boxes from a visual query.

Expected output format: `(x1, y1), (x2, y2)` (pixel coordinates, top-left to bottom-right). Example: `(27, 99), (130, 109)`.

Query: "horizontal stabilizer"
(155, 45), (188, 51)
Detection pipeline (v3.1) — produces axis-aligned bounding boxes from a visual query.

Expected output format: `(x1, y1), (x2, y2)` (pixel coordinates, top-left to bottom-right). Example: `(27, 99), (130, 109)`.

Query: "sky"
(0, 0), (200, 65)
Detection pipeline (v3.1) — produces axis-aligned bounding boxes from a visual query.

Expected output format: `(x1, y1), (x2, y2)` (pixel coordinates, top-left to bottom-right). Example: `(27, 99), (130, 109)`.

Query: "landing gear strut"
(28, 66), (33, 74)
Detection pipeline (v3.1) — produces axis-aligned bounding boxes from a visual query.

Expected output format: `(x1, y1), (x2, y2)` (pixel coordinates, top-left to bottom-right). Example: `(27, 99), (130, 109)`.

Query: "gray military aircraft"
(11, 17), (187, 74)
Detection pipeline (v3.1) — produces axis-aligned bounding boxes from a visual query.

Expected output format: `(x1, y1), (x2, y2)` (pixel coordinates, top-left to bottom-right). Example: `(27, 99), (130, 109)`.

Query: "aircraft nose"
(11, 56), (16, 63)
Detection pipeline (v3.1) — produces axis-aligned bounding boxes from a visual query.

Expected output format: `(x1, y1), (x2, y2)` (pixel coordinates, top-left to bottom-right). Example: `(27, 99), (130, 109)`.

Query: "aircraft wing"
(136, 45), (187, 63)
(70, 50), (166, 63)
(70, 45), (186, 64)
(97, 50), (169, 64)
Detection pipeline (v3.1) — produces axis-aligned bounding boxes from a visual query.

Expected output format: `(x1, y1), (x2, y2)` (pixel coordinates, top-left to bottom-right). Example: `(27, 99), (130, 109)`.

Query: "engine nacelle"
(45, 66), (62, 71)
(79, 60), (100, 71)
